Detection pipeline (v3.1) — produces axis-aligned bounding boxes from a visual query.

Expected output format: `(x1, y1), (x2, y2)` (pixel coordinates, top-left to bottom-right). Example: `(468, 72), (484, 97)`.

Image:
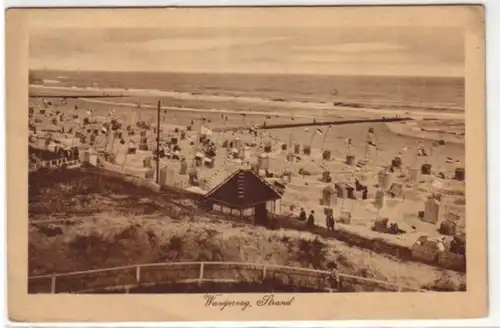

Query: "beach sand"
(29, 85), (465, 252)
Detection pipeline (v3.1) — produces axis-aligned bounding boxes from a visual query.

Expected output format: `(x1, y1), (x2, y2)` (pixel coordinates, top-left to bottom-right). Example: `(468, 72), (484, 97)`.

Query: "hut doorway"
(255, 203), (268, 225)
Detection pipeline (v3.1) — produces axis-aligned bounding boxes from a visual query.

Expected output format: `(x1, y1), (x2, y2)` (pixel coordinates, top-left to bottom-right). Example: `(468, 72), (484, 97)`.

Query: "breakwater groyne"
(213, 117), (413, 132)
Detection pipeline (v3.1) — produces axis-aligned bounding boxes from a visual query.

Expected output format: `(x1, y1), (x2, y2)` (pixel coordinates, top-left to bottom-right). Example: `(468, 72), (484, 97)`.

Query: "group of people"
(297, 208), (336, 231)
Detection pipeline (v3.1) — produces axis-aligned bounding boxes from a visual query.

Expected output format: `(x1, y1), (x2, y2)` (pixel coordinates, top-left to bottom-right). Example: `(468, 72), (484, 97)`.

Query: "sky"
(29, 25), (465, 77)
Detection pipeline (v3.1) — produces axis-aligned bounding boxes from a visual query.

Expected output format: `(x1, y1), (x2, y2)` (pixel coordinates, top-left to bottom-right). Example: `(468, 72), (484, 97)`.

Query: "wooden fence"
(28, 261), (427, 294)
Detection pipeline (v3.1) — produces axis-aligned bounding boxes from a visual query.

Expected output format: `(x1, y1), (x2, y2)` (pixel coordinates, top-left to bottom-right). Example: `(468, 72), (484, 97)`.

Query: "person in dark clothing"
(307, 210), (315, 228)
(362, 187), (368, 200)
(326, 213), (335, 231)
(298, 208), (307, 221)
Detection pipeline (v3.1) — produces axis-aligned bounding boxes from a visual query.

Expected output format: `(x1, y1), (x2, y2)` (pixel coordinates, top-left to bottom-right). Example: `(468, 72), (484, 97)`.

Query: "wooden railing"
(28, 261), (427, 294)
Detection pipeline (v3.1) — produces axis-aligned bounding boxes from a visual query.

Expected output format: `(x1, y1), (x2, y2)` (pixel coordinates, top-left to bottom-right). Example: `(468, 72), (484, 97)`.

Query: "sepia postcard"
(6, 5), (487, 322)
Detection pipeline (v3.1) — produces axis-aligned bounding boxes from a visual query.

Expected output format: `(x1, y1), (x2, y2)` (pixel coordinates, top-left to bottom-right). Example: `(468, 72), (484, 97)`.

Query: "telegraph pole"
(156, 100), (161, 184)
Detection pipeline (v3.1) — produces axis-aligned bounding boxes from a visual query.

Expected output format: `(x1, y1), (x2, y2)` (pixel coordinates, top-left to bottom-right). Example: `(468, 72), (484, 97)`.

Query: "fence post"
(262, 265), (267, 282)
(198, 263), (204, 286)
(136, 265), (141, 283)
(51, 275), (56, 294)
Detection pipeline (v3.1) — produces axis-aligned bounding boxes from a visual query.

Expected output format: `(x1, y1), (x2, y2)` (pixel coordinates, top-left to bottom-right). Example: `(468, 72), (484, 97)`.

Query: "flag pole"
(105, 131), (113, 154)
(308, 130), (316, 148)
(321, 126), (330, 152)
(413, 141), (420, 168)
(364, 130), (371, 160)
(156, 100), (161, 184)
(346, 138), (352, 157)
(121, 148), (128, 173)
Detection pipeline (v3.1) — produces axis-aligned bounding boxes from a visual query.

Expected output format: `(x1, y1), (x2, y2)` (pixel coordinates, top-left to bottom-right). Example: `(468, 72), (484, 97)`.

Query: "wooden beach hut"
(439, 220), (457, 236)
(454, 167), (465, 181)
(143, 156), (152, 168)
(374, 189), (385, 209)
(392, 156), (402, 168)
(179, 159), (188, 175)
(421, 163), (432, 175)
(321, 185), (337, 207)
(322, 150), (332, 161)
(423, 196), (441, 224)
(258, 153), (270, 170)
(378, 169), (393, 190)
(408, 167), (419, 182)
(411, 236), (442, 263)
(127, 141), (137, 154)
(188, 166), (199, 186)
(233, 137), (242, 150)
(346, 155), (356, 166)
(205, 169), (282, 226)
(194, 152), (204, 167)
(334, 182), (346, 199)
(159, 167), (168, 186)
(264, 141), (272, 153)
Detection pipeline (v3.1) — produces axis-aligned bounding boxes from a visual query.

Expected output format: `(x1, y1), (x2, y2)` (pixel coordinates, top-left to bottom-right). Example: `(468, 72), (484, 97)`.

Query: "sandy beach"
(29, 81), (465, 251)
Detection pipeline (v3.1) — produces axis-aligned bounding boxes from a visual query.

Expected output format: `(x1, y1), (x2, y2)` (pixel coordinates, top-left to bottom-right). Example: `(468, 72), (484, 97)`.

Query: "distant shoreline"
(29, 84), (465, 121)
(385, 122), (465, 145)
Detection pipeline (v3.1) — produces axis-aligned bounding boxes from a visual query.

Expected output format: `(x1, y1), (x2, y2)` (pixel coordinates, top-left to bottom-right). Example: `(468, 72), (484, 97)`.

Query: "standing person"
(328, 261), (340, 290)
(298, 208), (307, 222)
(307, 210), (315, 228)
(362, 187), (368, 200)
(326, 212), (335, 231)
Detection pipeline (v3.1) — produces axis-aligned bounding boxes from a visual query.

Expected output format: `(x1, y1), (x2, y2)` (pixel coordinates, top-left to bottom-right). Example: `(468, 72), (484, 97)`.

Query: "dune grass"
(28, 169), (466, 292)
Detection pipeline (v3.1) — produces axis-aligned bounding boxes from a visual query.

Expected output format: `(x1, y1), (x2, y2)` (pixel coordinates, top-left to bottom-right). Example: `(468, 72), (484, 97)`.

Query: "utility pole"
(156, 100), (161, 184)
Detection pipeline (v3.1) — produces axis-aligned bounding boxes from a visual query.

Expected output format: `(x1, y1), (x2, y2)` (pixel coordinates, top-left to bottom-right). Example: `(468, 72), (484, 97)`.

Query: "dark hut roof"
(205, 169), (282, 208)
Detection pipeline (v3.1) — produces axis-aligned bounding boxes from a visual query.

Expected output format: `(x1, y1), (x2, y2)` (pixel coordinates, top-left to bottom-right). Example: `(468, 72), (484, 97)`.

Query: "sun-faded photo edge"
(6, 5), (488, 322)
